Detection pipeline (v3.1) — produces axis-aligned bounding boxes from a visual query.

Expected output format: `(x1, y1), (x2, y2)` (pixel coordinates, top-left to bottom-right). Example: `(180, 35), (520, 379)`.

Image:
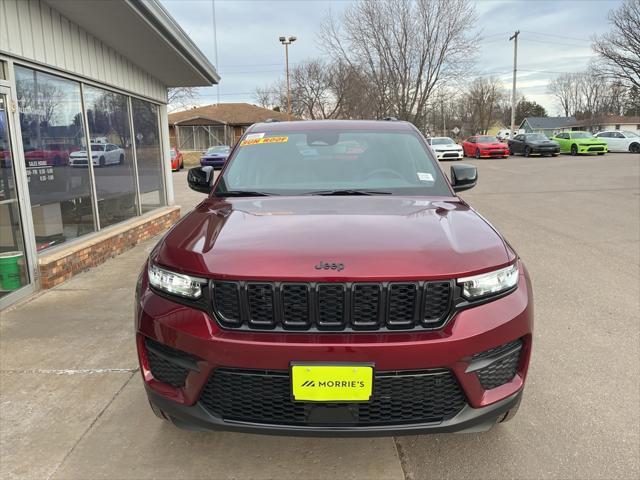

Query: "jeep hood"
(154, 196), (514, 280)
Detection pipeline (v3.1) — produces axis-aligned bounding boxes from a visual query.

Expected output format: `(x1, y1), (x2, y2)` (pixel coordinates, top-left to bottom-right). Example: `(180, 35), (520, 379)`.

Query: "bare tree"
(592, 0), (640, 89)
(464, 77), (505, 134)
(578, 71), (607, 117)
(548, 73), (582, 117)
(319, 0), (479, 126)
(168, 87), (199, 112)
(291, 60), (342, 119)
(254, 84), (283, 110)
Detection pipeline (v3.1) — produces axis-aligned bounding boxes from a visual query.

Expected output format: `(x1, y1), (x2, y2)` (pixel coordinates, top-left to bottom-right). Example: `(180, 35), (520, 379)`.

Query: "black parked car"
(508, 133), (560, 157)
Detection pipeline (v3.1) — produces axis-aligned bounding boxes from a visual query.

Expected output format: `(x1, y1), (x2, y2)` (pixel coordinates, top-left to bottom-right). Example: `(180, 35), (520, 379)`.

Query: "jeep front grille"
(211, 280), (452, 331)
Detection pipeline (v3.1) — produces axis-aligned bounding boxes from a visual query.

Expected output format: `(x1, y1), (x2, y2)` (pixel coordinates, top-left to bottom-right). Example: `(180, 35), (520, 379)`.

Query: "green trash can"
(0, 251), (24, 291)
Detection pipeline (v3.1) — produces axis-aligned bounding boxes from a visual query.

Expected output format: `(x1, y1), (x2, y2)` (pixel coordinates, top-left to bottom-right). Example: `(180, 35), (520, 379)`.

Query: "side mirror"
(450, 164), (477, 192)
(187, 166), (214, 193)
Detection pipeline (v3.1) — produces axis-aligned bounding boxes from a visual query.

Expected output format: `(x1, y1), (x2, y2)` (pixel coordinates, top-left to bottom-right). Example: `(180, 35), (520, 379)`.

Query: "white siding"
(0, 0), (167, 103)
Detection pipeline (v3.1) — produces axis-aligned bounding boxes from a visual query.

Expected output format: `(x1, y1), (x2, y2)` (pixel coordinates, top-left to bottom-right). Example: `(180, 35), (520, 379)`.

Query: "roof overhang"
(46, 0), (220, 87)
(172, 116), (227, 126)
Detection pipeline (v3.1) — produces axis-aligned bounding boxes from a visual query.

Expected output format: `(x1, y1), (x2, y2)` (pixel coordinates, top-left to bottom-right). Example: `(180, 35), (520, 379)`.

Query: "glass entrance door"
(0, 88), (34, 305)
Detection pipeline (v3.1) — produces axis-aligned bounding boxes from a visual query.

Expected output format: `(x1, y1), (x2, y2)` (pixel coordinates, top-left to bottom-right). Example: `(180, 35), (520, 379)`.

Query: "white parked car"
(69, 143), (125, 167)
(593, 130), (640, 153)
(427, 136), (463, 160)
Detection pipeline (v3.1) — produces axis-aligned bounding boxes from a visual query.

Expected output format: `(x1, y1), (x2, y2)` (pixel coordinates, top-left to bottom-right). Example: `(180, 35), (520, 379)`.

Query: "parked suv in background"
(136, 120), (533, 435)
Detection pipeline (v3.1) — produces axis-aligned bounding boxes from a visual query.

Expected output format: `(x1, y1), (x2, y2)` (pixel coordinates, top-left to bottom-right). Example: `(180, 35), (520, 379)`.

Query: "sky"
(161, 0), (624, 116)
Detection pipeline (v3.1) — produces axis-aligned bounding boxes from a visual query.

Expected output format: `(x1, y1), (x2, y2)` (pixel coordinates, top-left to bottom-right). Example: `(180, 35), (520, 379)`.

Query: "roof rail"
(263, 118), (281, 123)
(381, 116), (399, 121)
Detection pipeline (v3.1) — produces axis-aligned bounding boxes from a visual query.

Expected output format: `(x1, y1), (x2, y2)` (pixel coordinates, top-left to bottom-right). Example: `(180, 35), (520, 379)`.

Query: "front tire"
(629, 143), (640, 154)
(475, 148), (481, 159)
(524, 146), (531, 157)
(570, 145), (578, 156)
(99, 156), (106, 167)
(119, 154), (124, 165)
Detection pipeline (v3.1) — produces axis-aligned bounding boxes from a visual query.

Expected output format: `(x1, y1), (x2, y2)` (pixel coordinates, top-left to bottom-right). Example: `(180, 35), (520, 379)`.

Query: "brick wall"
(38, 207), (180, 289)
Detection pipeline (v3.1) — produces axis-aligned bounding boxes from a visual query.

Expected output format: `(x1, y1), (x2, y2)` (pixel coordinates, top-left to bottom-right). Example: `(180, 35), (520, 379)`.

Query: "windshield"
(623, 131), (639, 137)
(206, 146), (230, 155)
(571, 132), (593, 139)
(170, 149), (176, 158)
(430, 137), (455, 145)
(477, 136), (498, 143)
(217, 129), (452, 196)
(90, 144), (105, 151)
(527, 134), (548, 141)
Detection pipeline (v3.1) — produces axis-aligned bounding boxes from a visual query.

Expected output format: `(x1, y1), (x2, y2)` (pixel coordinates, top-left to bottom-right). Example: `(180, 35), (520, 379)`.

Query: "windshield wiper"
(304, 189), (392, 196)
(214, 190), (274, 197)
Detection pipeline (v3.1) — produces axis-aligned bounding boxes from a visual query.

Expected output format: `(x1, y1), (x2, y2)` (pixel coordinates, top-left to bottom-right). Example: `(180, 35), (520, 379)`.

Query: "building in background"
(556, 115), (640, 135)
(169, 103), (292, 151)
(0, 0), (218, 308)
(519, 116), (577, 137)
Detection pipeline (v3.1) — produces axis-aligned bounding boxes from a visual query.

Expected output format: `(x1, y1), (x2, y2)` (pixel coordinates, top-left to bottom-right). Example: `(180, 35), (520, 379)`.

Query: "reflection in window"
(83, 86), (138, 228)
(15, 66), (94, 251)
(131, 98), (165, 212)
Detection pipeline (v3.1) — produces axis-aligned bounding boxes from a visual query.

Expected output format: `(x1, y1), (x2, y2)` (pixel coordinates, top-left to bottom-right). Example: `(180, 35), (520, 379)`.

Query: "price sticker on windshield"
(417, 172), (434, 182)
(240, 136), (288, 146)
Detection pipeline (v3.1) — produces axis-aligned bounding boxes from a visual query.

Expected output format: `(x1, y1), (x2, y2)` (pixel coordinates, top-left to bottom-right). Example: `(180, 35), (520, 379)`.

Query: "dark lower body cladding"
(142, 336), (526, 436)
(146, 376), (522, 437)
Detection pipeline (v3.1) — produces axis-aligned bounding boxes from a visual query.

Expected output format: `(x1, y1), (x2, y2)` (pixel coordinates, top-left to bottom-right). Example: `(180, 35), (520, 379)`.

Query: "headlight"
(457, 264), (519, 300)
(148, 263), (206, 299)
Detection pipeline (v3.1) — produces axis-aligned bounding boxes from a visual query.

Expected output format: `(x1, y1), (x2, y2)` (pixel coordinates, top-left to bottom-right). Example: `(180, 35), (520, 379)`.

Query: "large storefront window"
(132, 98), (165, 212)
(15, 66), (94, 251)
(83, 86), (138, 228)
(12, 65), (167, 253)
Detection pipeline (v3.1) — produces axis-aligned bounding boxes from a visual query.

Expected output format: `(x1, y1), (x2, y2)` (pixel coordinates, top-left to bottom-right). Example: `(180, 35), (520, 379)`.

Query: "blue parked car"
(200, 145), (231, 168)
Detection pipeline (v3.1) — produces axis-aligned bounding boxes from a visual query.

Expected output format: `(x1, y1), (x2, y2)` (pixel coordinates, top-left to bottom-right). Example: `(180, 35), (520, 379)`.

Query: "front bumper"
(577, 145), (607, 154)
(136, 263), (533, 434)
(435, 149), (463, 160)
(479, 149), (509, 157)
(200, 158), (226, 168)
(146, 386), (522, 436)
(530, 147), (559, 155)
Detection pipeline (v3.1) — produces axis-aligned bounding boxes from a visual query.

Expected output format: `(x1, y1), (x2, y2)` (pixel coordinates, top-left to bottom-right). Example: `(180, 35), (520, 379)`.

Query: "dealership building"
(0, 0), (219, 308)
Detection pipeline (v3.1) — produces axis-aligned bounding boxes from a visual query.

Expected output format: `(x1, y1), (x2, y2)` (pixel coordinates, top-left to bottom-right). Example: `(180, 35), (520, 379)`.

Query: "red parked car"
(462, 135), (509, 159)
(136, 120), (533, 435)
(170, 147), (184, 171)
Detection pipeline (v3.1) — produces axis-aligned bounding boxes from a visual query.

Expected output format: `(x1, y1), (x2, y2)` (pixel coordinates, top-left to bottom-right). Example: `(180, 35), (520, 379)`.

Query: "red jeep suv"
(135, 120), (533, 435)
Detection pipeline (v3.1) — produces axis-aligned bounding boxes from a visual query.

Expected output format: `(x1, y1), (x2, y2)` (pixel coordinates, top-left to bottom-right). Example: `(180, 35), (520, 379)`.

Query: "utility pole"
(279, 36), (297, 119)
(509, 30), (520, 138)
(212, 0), (219, 104)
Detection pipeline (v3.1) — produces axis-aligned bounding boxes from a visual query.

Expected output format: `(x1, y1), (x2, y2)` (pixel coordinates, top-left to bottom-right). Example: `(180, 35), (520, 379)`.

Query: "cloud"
(161, 0), (624, 114)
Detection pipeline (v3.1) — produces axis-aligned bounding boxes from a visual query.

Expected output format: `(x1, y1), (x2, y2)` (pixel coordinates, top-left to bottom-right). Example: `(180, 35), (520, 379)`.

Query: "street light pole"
(279, 36), (297, 120)
(509, 30), (520, 139)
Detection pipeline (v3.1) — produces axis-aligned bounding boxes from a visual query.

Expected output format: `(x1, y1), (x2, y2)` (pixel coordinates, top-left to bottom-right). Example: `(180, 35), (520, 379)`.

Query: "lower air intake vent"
(474, 339), (523, 390)
(144, 337), (199, 388)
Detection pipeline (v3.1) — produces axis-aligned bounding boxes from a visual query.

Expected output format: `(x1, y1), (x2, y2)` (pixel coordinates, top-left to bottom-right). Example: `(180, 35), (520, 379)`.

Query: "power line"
(520, 30), (591, 42)
(523, 38), (589, 49)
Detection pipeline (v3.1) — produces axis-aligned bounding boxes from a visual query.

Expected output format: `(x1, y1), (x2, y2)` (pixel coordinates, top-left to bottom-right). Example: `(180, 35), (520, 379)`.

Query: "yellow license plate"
(291, 364), (373, 402)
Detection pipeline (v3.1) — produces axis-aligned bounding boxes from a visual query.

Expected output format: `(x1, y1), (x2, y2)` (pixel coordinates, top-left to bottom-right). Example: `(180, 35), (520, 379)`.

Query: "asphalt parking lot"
(1, 152), (638, 480)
